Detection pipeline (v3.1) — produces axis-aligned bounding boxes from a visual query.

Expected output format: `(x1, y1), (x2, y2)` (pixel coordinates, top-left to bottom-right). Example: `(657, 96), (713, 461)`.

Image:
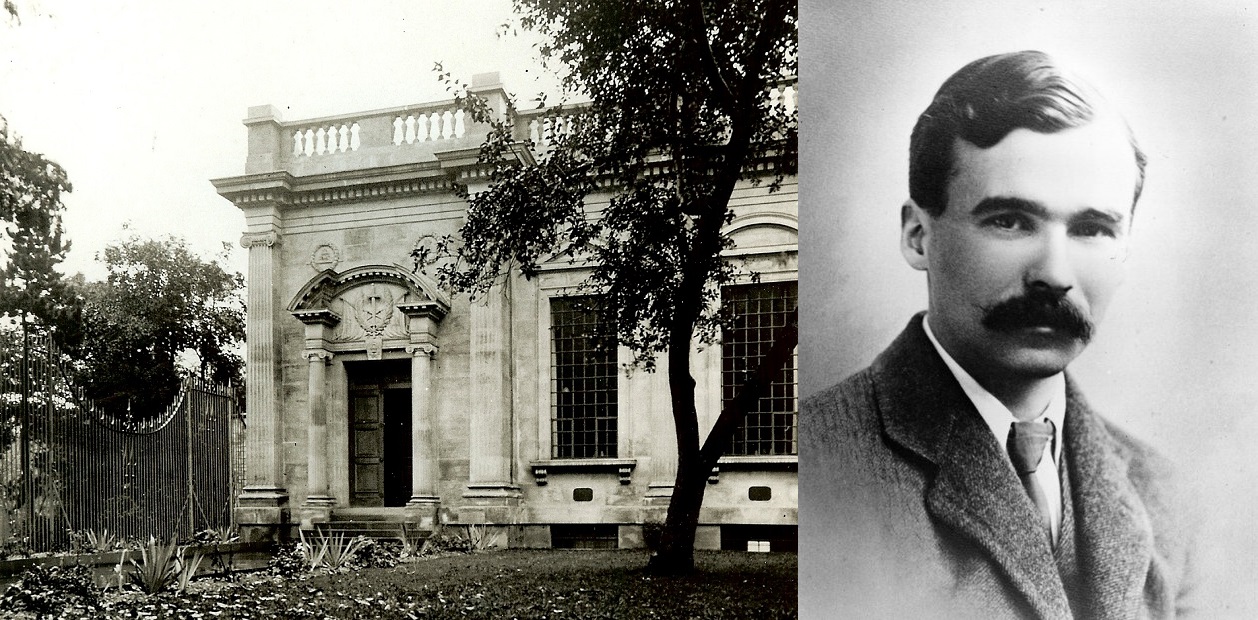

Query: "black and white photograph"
(0, 1), (798, 616)
(802, 0), (1258, 617)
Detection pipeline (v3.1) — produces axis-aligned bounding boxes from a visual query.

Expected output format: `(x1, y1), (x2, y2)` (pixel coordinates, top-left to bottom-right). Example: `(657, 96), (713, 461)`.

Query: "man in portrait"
(801, 51), (1204, 618)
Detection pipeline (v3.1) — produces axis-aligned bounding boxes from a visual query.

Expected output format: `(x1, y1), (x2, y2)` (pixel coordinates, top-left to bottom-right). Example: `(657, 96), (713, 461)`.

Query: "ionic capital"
(305, 350), (333, 365)
(240, 231), (282, 249)
(406, 343), (438, 359)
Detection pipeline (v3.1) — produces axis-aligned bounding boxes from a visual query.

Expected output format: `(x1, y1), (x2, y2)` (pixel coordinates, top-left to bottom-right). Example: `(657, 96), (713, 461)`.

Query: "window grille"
(723, 281), (798, 456)
(550, 296), (617, 459)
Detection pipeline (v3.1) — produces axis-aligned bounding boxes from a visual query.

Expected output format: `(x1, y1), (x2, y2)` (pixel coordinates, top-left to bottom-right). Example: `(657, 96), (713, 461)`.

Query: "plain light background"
(0, 0), (555, 280)
(801, 0), (1258, 613)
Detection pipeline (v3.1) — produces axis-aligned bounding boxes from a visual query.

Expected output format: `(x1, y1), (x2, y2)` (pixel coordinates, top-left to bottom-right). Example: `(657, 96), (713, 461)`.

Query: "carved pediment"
(329, 282), (410, 342)
(288, 264), (451, 342)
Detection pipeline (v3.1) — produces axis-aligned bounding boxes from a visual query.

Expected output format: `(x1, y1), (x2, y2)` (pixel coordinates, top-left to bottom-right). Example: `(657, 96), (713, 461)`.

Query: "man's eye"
(987, 214), (1026, 230)
(1073, 222), (1116, 238)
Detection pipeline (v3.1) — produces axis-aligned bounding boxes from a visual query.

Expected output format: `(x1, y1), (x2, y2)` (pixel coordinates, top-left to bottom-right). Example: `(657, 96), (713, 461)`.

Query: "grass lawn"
(15, 550), (797, 619)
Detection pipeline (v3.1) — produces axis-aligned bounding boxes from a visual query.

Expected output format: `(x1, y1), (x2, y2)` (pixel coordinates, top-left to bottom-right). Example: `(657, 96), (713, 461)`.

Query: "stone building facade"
(212, 73), (797, 550)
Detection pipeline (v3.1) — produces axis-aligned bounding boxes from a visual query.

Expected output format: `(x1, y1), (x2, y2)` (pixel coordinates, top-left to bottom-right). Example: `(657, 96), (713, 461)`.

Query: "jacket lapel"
(1062, 380), (1153, 620)
(872, 315), (1071, 619)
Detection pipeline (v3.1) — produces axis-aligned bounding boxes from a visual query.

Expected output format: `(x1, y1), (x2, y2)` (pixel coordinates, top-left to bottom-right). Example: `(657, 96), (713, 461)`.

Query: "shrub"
(465, 524), (504, 550)
(0, 564), (99, 614)
(129, 537), (180, 594)
(174, 545), (205, 593)
(419, 528), (474, 556)
(355, 538), (402, 569)
(319, 533), (368, 571)
(87, 528), (120, 552)
(0, 536), (33, 560)
(268, 540), (308, 577)
(192, 525), (239, 546)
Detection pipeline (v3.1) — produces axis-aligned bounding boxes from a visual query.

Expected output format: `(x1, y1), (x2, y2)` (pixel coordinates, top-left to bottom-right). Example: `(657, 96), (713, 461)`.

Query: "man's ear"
(900, 200), (930, 271)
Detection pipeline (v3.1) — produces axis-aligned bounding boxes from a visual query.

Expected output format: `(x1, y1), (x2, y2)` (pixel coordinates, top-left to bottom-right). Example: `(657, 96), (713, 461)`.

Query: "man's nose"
(1023, 227), (1074, 296)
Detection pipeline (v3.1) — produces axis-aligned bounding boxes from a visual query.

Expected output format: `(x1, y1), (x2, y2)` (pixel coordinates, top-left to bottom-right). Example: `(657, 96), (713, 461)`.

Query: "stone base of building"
(296, 495), (336, 530)
(235, 486), (290, 542)
(694, 525), (721, 551)
(404, 496), (441, 531)
(458, 483), (522, 524)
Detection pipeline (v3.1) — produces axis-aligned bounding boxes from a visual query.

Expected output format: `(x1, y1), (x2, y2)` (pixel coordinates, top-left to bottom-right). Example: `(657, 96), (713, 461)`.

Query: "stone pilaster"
(397, 300), (448, 530)
(292, 309), (340, 529)
(237, 230), (288, 537)
(304, 351), (334, 500)
(461, 280), (521, 521)
(405, 343), (440, 529)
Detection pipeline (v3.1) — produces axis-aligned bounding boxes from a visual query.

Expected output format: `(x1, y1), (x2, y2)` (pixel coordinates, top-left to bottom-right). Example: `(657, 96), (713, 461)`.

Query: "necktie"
(1007, 419), (1055, 543)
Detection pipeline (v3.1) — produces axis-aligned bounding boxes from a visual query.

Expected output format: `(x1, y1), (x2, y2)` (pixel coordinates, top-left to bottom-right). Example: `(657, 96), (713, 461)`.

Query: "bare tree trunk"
(646, 308), (798, 574)
(647, 318), (705, 574)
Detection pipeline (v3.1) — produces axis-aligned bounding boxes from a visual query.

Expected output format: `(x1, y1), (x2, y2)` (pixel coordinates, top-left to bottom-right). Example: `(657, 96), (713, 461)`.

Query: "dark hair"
(909, 50), (1147, 217)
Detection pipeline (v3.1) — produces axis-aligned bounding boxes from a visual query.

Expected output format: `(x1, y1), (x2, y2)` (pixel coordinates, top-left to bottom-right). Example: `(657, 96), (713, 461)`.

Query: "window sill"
(709, 455), (797, 483)
(529, 458), (637, 486)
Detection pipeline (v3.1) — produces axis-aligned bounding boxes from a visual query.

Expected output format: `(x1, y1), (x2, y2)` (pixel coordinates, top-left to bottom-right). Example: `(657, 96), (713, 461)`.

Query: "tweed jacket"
(800, 315), (1204, 619)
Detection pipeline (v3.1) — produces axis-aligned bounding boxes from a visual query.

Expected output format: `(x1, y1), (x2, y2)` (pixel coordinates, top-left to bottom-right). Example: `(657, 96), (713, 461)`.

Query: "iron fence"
(0, 330), (238, 552)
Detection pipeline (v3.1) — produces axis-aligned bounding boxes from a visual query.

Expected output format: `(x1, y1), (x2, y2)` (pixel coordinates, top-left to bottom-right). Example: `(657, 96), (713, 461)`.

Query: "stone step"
(309, 520), (426, 542)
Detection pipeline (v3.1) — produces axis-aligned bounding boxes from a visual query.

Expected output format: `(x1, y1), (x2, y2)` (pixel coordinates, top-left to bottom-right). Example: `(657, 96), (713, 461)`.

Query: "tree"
(76, 235), (245, 419)
(0, 115), (79, 343)
(418, 0), (797, 573)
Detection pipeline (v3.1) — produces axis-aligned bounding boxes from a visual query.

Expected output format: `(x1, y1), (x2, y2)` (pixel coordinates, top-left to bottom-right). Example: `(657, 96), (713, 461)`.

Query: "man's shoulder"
(1091, 412), (1190, 516)
(802, 363), (881, 437)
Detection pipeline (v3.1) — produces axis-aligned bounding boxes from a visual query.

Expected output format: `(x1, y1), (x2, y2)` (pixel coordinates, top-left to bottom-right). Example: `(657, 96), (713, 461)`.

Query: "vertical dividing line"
(20, 322), (31, 548)
(187, 379), (195, 538)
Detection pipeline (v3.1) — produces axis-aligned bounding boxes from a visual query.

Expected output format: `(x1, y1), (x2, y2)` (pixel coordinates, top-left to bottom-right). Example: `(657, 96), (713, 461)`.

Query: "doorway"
(347, 360), (412, 507)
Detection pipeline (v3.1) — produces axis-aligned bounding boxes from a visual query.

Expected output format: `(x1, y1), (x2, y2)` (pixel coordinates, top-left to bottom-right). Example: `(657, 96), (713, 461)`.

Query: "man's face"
(902, 119), (1138, 384)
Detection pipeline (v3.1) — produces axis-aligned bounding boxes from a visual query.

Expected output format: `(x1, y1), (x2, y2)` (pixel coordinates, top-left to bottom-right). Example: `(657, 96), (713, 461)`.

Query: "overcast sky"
(0, 0), (556, 279)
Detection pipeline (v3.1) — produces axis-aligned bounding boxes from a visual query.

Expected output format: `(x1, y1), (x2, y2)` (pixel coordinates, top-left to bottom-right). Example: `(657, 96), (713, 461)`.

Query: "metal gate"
(0, 330), (238, 552)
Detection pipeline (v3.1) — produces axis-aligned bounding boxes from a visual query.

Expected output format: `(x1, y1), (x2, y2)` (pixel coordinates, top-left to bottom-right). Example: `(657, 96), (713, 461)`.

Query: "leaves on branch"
(0, 114), (79, 344)
(76, 235), (245, 419)
(416, 0), (796, 371)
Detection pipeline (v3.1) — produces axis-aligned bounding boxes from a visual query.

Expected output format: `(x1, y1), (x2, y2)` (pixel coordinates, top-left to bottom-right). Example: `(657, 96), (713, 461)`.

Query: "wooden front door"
(349, 382), (412, 507)
(350, 390), (385, 506)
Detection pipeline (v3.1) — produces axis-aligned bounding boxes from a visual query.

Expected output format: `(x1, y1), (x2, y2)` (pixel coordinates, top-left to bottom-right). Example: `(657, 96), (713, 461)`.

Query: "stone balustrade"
(242, 74), (795, 176)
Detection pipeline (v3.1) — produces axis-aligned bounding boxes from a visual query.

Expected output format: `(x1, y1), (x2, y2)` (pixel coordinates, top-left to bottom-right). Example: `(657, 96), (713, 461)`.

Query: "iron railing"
(0, 330), (238, 552)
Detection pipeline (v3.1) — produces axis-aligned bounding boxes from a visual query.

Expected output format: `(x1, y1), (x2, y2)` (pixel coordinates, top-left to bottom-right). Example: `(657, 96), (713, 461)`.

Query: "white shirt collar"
(922, 315), (1065, 462)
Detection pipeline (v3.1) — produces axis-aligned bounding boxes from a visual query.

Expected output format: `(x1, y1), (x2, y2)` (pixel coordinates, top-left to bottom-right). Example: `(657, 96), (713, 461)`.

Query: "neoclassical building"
(212, 73), (797, 550)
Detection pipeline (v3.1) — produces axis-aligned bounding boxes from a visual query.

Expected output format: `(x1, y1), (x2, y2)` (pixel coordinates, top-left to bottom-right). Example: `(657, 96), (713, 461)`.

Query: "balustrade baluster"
(316, 127), (327, 155)
(304, 129), (315, 156)
(428, 112), (441, 141)
(350, 122), (361, 150)
(454, 109), (466, 138)
(339, 124), (350, 152)
(405, 115), (417, 144)
(293, 131), (304, 156)
(393, 117), (404, 145)
(441, 110), (454, 139)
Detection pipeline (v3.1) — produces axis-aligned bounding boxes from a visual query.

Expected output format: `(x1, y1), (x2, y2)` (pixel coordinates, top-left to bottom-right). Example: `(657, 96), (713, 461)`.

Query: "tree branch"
(680, 0), (736, 113)
(698, 305), (797, 466)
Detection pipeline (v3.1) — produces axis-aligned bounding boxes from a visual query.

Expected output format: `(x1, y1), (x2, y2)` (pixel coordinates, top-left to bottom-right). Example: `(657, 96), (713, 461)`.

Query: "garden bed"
(3, 549), (797, 619)
(0, 541), (273, 589)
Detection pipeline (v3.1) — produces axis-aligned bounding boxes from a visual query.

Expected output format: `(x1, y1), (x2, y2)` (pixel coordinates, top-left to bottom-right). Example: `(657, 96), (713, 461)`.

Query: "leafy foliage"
(174, 545), (205, 593)
(419, 528), (475, 556)
(129, 537), (181, 594)
(318, 532), (369, 571)
(268, 539), (310, 578)
(0, 564), (99, 615)
(422, 0), (796, 366)
(354, 537), (402, 569)
(0, 550), (795, 618)
(75, 235), (244, 419)
(417, 0), (797, 573)
(0, 115), (80, 346)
